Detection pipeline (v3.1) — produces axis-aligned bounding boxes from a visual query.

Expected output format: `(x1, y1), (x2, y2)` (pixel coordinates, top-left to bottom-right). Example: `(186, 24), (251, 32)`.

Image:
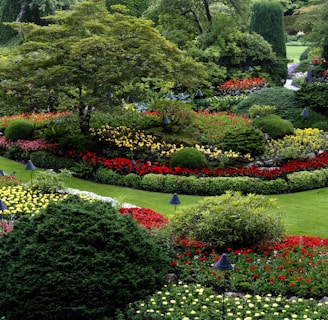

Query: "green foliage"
(194, 95), (245, 112)
(166, 191), (285, 250)
(249, 105), (276, 119)
(254, 114), (294, 139)
(295, 82), (328, 114)
(122, 173), (142, 189)
(30, 150), (76, 171)
(0, 1), (208, 112)
(25, 169), (72, 193)
(149, 99), (195, 133)
(71, 159), (96, 180)
(4, 119), (35, 141)
(292, 108), (328, 129)
(169, 147), (207, 169)
(220, 126), (265, 157)
(287, 170), (328, 192)
(0, 195), (170, 319)
(93, 167), (124, 186)
(236, 87), (298, 121)
(250, 1), (286, 58)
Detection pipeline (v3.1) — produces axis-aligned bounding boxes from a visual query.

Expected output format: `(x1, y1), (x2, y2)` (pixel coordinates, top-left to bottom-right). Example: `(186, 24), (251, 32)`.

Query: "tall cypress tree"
(250, 1), (286, 58)
(250, 1), (287, 84)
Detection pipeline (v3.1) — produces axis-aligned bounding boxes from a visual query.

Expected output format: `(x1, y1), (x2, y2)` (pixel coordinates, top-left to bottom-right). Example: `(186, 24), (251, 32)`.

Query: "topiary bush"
(169, 147), (207, 169)
(254, 114), (294, 139)
(220, 126), (265, 157)
(0, 195), (170, 320)
(165, 191), (285, 250)
(235, 87), (298, 121)
(4, 119), (35, 141)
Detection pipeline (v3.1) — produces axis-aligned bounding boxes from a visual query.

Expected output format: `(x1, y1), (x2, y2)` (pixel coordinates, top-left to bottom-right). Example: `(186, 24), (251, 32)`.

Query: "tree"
(0, 0), (208, 115)
(250, 1), (288, 84)
(105, 0), (150, 17)
(144, 0), (252, 45)
(250, 1), (286, 58)
(0, 0), (77, 43)
(305, 1), (328, 60)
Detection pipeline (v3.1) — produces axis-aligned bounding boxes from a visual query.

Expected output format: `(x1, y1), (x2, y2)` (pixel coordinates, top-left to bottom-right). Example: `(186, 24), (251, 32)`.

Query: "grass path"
(1, 156), (328, 238)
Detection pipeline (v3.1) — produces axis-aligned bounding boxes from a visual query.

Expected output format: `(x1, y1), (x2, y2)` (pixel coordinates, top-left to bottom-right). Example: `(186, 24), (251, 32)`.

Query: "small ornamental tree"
(0, 195), (170, 320)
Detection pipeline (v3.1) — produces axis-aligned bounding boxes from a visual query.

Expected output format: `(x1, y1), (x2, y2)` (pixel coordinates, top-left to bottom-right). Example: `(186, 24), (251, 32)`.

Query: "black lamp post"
(169, 193), (180, 211)
(25, 160), (36, 181)
(215, 253), (233, 319)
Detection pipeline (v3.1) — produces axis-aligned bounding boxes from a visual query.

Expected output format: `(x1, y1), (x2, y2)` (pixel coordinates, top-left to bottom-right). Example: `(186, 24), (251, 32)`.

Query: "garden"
(2, 0), (328, 319)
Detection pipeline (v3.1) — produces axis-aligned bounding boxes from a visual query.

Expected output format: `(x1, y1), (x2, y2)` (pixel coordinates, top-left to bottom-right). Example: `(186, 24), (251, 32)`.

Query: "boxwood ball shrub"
(254, 114), (294, 139)
(4, 119), (35, 141)
(0, 195), (170, 320)
(169, 147), (207, 169)
(165, 191), (285, 250)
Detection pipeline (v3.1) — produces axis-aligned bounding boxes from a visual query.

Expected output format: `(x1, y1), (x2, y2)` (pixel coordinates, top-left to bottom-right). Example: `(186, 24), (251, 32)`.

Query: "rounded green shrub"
(221, 126), (265, 157)
(254, 114), (294, 139)
(0, 195), (170, 320)
(4, 119), (35, 141)
(235, 87), (298, 121)
(166, 191), (285, 250)
(169, 147), (207, 169)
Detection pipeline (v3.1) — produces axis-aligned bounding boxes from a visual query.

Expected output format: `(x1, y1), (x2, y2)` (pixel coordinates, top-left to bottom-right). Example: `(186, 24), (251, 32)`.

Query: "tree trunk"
(16, 0), (28, 22)
(203, 0), (212, 24)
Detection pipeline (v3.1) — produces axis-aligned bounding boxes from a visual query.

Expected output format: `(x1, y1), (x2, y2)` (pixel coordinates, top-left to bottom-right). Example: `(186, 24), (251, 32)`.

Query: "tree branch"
(16, 0), (28, 23)
(182, 9), (204, 34)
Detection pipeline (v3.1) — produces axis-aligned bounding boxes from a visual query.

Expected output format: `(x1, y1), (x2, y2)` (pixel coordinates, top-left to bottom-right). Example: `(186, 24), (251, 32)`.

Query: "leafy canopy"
(0, 0), (208, 113)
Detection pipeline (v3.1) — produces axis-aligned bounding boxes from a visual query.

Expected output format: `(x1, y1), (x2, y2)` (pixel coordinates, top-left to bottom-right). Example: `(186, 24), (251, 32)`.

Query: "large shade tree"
(0, 0), (208, 114)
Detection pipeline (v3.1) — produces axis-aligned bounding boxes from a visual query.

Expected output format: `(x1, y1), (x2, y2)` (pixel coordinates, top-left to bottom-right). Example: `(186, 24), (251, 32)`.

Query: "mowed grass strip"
(0, 156), (327, 237)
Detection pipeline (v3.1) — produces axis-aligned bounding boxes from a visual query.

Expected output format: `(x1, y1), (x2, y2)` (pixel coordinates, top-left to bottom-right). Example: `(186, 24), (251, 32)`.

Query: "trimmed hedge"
(96, 169), (328, 196)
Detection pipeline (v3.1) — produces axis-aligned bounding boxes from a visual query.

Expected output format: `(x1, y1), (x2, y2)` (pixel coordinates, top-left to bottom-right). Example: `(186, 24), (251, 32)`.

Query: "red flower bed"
(119, 207), (169, 229)
(62, 149), (328, 180)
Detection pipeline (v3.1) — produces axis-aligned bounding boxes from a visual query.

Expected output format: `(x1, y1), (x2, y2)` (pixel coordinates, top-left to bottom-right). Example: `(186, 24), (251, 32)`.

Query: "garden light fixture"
(169, 193), (180, 211)
(300, 108), (309, 117)
(162, 115), (170, 125)
(25, 160), (36, 181)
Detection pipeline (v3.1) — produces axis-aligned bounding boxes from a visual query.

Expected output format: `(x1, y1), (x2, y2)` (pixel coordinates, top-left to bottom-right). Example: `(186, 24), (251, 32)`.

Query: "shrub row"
(92, 167), (328, 195)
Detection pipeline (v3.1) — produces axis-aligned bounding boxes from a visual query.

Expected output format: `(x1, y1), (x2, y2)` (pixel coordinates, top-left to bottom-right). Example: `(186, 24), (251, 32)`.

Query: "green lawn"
(286, 45), (308, 63)
(1, 156), (328, 238)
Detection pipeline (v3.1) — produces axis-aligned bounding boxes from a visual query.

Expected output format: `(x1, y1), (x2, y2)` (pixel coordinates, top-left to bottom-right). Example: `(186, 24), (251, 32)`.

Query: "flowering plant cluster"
(119, 207), (169, 229)
(127, 283), (328, 319)
(0, 111), (70, 128)
(195, 111), (252, 147)
(0, 137), (57, 153)
(216, 77), (267, 96)
(264, 128), (328, 161)
(168, 235), (328, 298)
(312, 59), (325, 65)
(90, 125), (183, 161)
(62, 148), (328, 180)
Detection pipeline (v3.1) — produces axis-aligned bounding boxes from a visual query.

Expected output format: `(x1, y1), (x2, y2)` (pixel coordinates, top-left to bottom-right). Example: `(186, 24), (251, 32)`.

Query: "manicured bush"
(122, 173), (142, 189)
(0, 196), (170, 320)
(254, 114), (294, 139)
(30, 151), (77, 171)
(140, 173), (166, 192)
(166, 191), (285, 250)
(248, 104), (276, 119)
(92, 167), (124, 186)
(287, 170), (328, 192)
(220, 126), (265, 157)
(257, 178), (288, 195)
(169, 147), (207, 169)
(207, 176), (259, 195)
(236, 87), (298, 121)
(4, 119), (35, 141)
